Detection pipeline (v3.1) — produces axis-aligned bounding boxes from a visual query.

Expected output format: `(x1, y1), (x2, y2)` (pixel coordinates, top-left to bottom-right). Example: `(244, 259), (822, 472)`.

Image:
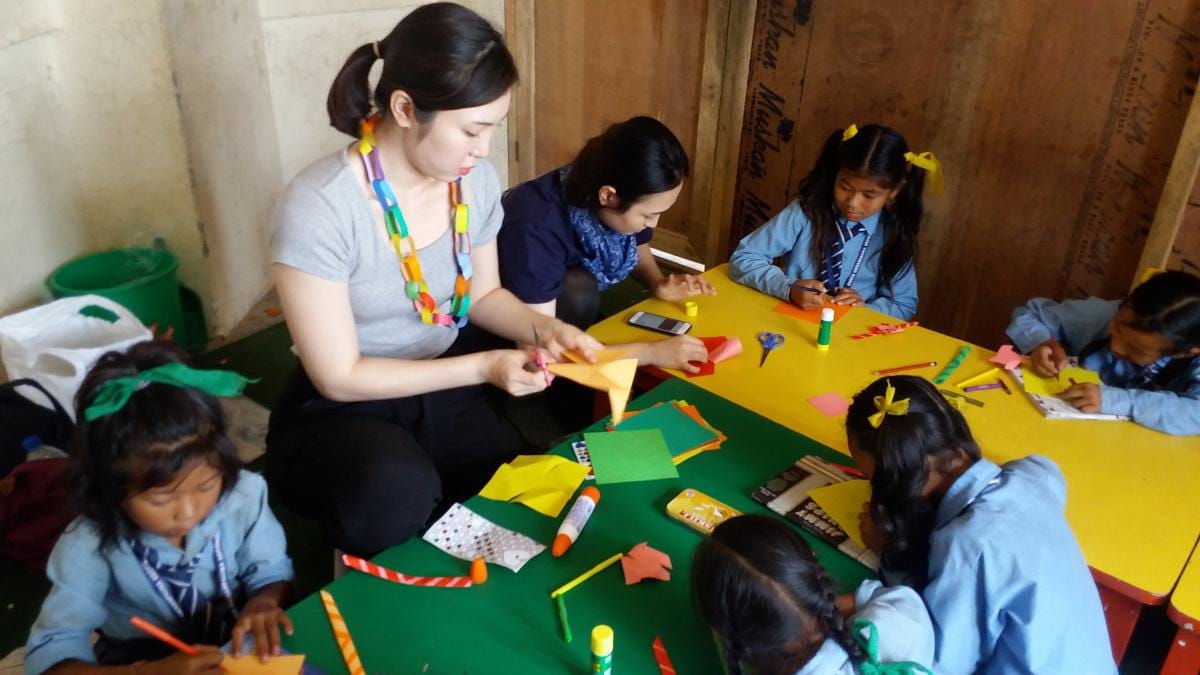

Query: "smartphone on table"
(627, 311), (691, 336)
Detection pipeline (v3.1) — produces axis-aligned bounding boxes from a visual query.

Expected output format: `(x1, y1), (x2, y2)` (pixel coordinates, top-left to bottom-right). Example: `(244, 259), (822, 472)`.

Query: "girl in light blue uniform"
(846, 376), (1116, 674)
(692, 514), (934, 675)
(1006, 269), (1200, 434)
(728, 124), (941, 321)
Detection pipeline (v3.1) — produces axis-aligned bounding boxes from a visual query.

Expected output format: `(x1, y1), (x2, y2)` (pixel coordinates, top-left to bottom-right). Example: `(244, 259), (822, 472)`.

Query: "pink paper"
(807, 392), (851, 417)
(621, 542), (672, 585)
(708, 336), (743, 363)
(990, 345), (1023, 370)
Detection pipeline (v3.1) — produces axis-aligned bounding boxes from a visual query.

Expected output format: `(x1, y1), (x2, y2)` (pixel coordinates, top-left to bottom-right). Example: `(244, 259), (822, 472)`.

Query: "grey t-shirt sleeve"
(270, 169), (355, 283)
(467, 159), (504, 247)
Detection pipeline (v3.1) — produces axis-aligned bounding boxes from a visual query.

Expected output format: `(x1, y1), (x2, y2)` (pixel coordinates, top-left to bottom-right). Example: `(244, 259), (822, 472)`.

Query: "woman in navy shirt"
(499, 116), (714, 371)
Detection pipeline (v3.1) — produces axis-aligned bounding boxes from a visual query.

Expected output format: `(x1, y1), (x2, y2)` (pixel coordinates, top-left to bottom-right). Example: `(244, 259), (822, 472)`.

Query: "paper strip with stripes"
(652, 636), (676, 675)
(319, 590), (365, 675)
(341, 553), (473, 588)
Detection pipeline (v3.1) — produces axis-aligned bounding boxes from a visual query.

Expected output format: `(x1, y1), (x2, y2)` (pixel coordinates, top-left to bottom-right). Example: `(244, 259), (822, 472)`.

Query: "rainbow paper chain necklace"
(358, 115), (472, 327)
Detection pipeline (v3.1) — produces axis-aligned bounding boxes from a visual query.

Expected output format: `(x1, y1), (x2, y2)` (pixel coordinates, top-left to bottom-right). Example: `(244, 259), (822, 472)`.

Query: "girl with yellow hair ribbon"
(730, 124), (943, 321)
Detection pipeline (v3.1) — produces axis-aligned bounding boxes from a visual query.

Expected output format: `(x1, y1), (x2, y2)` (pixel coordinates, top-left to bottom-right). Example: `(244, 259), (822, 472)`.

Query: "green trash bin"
(47, 247), (187, 346)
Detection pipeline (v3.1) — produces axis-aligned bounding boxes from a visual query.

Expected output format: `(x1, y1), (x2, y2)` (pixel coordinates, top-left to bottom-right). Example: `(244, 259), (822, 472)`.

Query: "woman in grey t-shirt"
(265, 4), (599, 556)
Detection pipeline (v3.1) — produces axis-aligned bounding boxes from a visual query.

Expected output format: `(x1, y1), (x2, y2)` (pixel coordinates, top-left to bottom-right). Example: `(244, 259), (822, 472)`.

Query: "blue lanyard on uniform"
(134, 533), (237, 623)
(823, 223), (873, 292)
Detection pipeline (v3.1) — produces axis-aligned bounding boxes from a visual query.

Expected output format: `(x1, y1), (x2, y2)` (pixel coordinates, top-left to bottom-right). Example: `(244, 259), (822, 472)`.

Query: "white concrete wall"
(0, 0), (510, 338)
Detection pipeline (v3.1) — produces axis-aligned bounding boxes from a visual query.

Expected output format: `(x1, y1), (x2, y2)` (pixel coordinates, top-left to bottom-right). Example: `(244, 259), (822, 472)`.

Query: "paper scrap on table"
(621, 542), (672, 585)
(1022, 366), (1101, 396)
(807, 392), (851, 418)
(221, 655), (305, 675)
(548, 352), (638, 424)
(687, 336), (743, 378)
(478, 454), (589, 518)
(773, 301), (852, 324)
(613, 402), (719, 457)
(422, 503), (546, 572)
(849, 321), (918, 340)
(990, 344), (1023, 370)
(584, 429), (679, 484)
(807, 479), (872, 549)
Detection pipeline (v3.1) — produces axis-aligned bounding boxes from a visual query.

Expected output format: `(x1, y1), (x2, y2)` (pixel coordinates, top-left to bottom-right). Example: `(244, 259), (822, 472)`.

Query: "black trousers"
(264, 333), (524, 557)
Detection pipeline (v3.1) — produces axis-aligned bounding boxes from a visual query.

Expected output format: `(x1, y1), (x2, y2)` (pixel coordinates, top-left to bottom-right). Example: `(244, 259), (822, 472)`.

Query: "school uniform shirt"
(794, 579), (935, 675)
(25, 471), (293, 675)
(1006, 297), (1200, 435)
(498, 167), (653, 304)
(918, 456), (1115, 675)
(728, 201), (918, 320)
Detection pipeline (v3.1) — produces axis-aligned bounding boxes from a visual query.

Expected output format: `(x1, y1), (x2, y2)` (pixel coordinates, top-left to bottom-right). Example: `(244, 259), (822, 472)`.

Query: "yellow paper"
(221, 654), (305, 675)
(807, 480), (872, 549)
(547, 357), (638, 424)
(478, 455), (589, 518)
(1022, 367), (1101, 396)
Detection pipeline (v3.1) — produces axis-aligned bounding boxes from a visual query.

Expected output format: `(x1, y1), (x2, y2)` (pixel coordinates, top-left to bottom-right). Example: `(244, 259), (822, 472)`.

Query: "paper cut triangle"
(807, 480), (871, 549)
(621, 542), (672, 585)
(548, 357), (638, 424)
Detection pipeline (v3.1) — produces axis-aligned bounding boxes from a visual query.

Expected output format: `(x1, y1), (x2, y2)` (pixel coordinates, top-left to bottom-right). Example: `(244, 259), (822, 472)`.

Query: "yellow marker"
(550, 553), (623, 598)
(956, 366), (1001, 389)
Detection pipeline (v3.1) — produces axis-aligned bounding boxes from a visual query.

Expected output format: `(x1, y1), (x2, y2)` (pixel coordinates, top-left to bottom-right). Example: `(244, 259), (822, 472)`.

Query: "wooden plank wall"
(529, 0), (709, 260)
(730, 0), (1200, 345)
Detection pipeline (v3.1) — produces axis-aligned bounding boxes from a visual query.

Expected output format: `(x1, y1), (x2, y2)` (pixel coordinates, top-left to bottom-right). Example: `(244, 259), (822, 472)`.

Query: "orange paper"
(548, 355), (638, 424)
(221, 655), (305, 675)
(773, 300), (852, 324)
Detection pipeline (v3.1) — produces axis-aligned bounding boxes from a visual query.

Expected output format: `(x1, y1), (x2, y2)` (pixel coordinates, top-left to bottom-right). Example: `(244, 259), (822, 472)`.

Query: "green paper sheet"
(614, 401), (720, 456)
(584, 429), (679, 485)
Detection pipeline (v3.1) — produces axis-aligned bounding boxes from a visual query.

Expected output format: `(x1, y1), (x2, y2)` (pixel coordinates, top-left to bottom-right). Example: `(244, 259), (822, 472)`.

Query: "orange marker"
(553, 486), (601, 557)
(470, 556), (488, 584)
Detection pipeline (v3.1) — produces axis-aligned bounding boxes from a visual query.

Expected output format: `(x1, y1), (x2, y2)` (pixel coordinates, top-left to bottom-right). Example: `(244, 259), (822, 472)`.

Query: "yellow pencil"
(956, 366), (1001, 389)
(550, 552), (623, 598)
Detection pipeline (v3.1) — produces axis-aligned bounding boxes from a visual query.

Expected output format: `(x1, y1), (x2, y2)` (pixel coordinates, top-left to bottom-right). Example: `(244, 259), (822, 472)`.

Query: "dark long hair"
(327, 2), (518, 136)
(692, 515), (866, 675)
(797, 125), (924, 296)
(845, 376), (981, 588)
(1126, 270), (1200, 352)
(70, 341), (240, 550)
(563, 116), (689, 212)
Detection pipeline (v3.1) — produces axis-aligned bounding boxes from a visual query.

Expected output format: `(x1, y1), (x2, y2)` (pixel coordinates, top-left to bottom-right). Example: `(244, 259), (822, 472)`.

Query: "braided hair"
(692, 515), (866, 674)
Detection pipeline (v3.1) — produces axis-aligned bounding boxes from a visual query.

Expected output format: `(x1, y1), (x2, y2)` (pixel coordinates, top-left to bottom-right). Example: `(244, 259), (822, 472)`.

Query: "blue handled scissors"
(758, 332), (785, 367)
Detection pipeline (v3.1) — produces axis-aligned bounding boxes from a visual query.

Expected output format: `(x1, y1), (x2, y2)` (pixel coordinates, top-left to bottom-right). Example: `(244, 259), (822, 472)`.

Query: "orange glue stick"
(553, 486), (601, 557)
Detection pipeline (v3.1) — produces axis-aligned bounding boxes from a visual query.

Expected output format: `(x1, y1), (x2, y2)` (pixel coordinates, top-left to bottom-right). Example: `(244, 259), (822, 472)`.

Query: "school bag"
(0, 378), (77, 570)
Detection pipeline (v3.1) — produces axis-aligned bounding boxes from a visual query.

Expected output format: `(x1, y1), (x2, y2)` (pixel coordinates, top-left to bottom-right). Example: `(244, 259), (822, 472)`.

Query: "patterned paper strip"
(319, 590), (365, 675)
(341, 553), (473, 588)
(652, 636), (676, 675)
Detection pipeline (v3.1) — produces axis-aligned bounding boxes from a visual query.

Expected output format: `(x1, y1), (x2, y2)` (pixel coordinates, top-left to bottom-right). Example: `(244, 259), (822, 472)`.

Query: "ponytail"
(327, 42), (380, 137)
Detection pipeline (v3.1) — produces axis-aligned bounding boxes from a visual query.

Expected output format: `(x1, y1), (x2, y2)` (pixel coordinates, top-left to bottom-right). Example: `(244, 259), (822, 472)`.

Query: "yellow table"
(1164, 542), (1200, 674)
(591, 264), (1200, 661)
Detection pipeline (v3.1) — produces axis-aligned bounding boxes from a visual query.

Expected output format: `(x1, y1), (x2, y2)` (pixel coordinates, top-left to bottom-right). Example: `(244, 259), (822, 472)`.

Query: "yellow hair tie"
(904, 151), (944, 196)
(842, 124), (859, 142)
(868, 380), (910, 428)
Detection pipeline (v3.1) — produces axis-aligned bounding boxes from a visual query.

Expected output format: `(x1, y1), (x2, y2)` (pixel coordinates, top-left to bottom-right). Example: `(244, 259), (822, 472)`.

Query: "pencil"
(872, 361), (937, 376)
(790, 281), (823, 294)
(550, 552), (623, 598)
(129, 616), (198, 655)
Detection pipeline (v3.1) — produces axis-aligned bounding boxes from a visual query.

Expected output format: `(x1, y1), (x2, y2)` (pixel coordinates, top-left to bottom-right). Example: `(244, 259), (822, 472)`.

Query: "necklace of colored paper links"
(358, 115), (472, 327)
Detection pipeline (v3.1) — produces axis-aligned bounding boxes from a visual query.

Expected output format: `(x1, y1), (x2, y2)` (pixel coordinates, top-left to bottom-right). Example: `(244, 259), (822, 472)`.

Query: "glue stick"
(817, 307), (834, 351)
(553, 486), (601, 557)
(591, 625), (613, 675)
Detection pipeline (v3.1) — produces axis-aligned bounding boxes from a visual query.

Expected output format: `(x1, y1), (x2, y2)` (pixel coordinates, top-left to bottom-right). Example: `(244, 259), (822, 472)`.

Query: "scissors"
(757, 332), (785, 368)
(526, 325), (553, 386)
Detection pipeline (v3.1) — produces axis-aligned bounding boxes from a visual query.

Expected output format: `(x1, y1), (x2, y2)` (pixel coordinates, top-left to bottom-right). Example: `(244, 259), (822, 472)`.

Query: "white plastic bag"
(0, 295), (152, 419)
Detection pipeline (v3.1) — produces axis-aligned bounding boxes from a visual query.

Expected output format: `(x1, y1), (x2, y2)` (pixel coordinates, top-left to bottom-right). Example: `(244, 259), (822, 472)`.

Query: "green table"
(281, 379), (872, 673)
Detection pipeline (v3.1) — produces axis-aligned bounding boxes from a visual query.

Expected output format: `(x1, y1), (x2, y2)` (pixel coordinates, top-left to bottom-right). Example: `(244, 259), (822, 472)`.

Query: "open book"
(1010, 364), (1129, 421)
(752, 455), (880, 571)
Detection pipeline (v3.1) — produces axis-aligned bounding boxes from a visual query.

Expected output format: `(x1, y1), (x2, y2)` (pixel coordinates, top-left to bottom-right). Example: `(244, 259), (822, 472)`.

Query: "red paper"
(686, 336), (742, 378)
(621, 542), (672, 584)
(773, 300), (852, 324)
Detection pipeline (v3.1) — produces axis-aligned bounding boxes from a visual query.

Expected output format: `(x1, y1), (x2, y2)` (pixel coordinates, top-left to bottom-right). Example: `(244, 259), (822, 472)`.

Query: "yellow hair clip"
(868, 380), (910, 428)
(903, 151), (944, 196)
(842, 124), (859, 142)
